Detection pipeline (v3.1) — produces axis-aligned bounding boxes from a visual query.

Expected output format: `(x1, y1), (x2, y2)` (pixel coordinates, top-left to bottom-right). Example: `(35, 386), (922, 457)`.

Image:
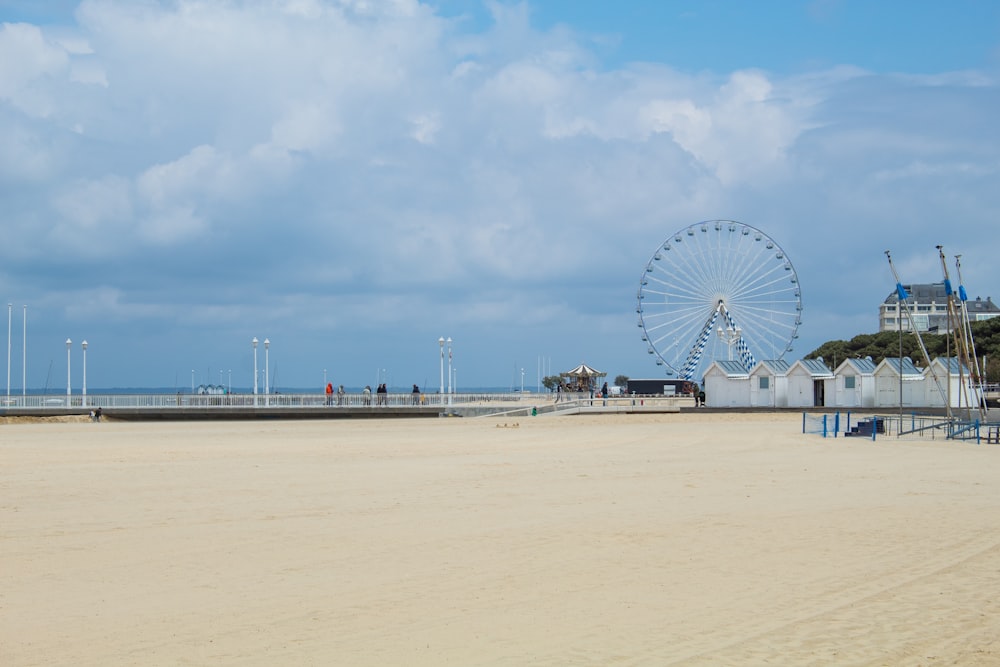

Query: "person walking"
(412, 384), (420, 405)
(363, 385), (371, 405)
(337, 384), (346, 406)
(325, 382), (334, 406)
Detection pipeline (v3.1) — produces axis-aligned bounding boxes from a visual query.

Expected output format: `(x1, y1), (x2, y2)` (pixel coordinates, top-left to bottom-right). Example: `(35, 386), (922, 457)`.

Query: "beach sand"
(2, 413), (999, 665)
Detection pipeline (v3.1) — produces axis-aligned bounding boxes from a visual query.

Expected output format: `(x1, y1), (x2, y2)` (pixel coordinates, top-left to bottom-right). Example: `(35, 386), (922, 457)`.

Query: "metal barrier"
(0, 392), (524, 411)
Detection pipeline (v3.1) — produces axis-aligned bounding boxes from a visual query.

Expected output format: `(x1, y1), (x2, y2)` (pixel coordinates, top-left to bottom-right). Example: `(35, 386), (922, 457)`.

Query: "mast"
(885, 250), (949, 417)
(953, 254), (987, 421)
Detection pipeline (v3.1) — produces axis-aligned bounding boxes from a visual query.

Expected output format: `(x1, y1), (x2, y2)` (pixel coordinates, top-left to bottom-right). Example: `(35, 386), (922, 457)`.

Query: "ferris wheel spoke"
(728, 308), (797, 358)
(728, 261), (792, 299)
(652, 249), (715, 301)
(644, 305), (714, 338)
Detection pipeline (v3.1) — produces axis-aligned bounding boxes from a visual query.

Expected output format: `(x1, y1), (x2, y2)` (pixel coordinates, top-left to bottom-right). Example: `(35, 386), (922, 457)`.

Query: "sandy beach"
(3, 412), (999, 666)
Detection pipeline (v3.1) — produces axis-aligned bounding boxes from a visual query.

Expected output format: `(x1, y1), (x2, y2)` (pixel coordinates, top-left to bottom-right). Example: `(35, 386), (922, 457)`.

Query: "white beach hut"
(924, 357), (984, 410)
(785, 358), (834, 408)
(748, 360), (790, 408)
(702, 360), (750, 407)
(873, 357), (924, 408)
(830, 357), (877, 408)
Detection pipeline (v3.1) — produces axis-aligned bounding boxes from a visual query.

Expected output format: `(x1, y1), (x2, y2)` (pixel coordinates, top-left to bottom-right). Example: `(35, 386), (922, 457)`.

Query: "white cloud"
(270, 102), (342, 153)
(138, 205), (207, 245)
(0, 22), (70, 115)
(52, 174), (133, 240)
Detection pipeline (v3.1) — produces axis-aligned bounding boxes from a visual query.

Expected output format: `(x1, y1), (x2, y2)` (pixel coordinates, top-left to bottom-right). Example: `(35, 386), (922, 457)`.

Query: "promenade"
(0, 392), (690, 421)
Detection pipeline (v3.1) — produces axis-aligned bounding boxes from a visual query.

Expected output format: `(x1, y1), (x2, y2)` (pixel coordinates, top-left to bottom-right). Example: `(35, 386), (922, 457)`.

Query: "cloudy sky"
(2, 0), (999, 392)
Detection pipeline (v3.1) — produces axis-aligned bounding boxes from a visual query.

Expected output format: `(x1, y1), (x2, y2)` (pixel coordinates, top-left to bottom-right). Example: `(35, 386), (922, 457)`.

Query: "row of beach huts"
(702, 356), (986, 409)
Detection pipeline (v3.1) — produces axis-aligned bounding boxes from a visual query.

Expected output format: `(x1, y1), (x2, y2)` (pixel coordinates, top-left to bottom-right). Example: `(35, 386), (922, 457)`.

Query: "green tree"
(614, 374), (629, 388)
(806, 316), (1000, 381)
(541, 375), (562, 392)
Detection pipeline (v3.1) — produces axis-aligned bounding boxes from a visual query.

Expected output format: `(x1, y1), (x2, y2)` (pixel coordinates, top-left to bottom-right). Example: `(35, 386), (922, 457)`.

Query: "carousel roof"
(561, 363), (607, 378)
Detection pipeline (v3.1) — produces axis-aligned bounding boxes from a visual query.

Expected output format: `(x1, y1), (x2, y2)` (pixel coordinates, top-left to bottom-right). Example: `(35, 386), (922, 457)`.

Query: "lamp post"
(81, 340), (88, 401)
(66, 338), (72, 398)
(264, 338), (270, 404)
(22, 305), (26, 397)
(191, 369), (195, 393)
(717, 324), (742, 361)
(252, 337), (258, 396)
(447, 337), (453, 405)
(438, 337), (445, 405)
(6, 303), (10, 398)
(520, 367), (525, 393)
(228, 369), (232, 394)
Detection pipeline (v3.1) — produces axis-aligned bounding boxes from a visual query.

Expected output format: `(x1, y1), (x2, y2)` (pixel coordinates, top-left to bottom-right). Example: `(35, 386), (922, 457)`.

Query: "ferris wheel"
(636, 220), (802, 382)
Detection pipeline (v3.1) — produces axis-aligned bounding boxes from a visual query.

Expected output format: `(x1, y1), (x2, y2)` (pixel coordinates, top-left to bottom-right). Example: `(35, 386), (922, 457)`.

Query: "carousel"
(559, 363), (607, 392)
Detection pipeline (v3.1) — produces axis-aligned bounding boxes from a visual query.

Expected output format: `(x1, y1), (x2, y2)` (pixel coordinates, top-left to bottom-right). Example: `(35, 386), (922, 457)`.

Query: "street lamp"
(66, 338), (71, 398)
(6, 303), (10, 398)
(521, 367), (525, 393)
(717, 324), (742, 361)
(438, 337), (445, 405)
(191, 369), (195, 393)
(264, 338), (270, 396)
(447, 337), (453, 405)
(228, 369), (231, 394)
(252, 337), (258, 395)
(81, 340), (88, 401)
(22, 305), (26, 397)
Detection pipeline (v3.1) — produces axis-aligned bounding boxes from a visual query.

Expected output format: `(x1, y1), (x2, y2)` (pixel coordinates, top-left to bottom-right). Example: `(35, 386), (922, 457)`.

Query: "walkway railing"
(0, 392), (527, 411)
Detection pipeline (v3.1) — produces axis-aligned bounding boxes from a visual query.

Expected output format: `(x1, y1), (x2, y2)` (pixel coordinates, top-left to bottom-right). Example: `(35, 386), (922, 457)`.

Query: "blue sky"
(2, 0), (999, 392)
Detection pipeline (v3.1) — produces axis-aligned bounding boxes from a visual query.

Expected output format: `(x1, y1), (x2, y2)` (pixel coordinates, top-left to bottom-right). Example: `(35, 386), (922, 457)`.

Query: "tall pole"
(22, 305), (26, 396)
(521, 367), (524, 393)
(81, 340), (88, 400)
(6, 303), (11, 398)
(191, 369), (195, 393)
(66, 338), (72, 398)
(264, 338), (270, 403)
(438, 337), (445, 405)
(228, 369), (231, 394)
(252, 337), (259, 396)
(447, 337), (453, 405)
(898, 299), (903, 422)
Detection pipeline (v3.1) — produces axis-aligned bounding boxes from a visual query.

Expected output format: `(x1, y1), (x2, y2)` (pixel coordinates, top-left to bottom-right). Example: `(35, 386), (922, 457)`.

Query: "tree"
(614, 374), (629, 388)
(541, 375), (562, 392)
(805, 316), (1000, 382)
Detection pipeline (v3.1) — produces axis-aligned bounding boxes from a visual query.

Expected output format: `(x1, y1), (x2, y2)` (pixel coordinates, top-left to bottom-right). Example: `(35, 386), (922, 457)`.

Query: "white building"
(702, 360), (750, 407)
(879, 283), (1000, 333)
(785, 358), (834, 408)
(748, 360), (790, 407)
(873, 357), (924, 408)
(830, 357), (877, 408)
(924, 357), (985, 410)
(700, 354), (986, 410)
